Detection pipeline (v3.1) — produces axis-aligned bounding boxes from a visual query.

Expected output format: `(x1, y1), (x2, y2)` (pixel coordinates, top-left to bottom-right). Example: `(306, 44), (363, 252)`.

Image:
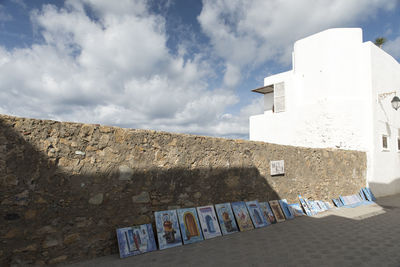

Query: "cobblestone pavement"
(64, 194), (400, 267)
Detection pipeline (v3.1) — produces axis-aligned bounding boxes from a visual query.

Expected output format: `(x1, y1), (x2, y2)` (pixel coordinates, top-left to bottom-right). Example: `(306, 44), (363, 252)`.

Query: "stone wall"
(0, 115), (366, 266)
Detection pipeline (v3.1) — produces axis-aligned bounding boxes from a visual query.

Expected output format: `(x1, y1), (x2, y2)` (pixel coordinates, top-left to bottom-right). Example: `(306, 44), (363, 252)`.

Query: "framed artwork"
(289, 203), (305, 217)
(215, 203), (239, 235)
(154, 210), (182, 250)
(359, 189), (367, 201)
(177, 208), (203, 244)
(365, 187), (376, 201)
(316, 201), (326, 212)
(309, 200), (320, 214)
(324, 201), (332, 210)
(197, 205), (222, 239)
(268, 200), (286, 222)
(332, 198), (343, 207)
(298, 195), (312, 216)
(116, 223), (157, 258)
(339, 196), (347, 206)
(270, 160), (284, 176)
(245, 201), (269, 228)
(231, 201), (254, 231)
(259, 201), (277, 224)
(362, 188), (372, 201)
(278, 199), (294, 220)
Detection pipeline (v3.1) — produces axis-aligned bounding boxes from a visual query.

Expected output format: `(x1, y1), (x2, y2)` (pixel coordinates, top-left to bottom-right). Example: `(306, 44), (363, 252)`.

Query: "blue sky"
(0, 0), (399, 139)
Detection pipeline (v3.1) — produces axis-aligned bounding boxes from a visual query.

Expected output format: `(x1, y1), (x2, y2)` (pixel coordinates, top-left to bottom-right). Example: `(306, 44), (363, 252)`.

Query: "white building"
(250, 28), (400, 197)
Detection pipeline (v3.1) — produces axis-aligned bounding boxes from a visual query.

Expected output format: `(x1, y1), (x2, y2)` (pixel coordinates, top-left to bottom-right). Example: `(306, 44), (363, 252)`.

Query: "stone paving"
(64, 194), (400, 267)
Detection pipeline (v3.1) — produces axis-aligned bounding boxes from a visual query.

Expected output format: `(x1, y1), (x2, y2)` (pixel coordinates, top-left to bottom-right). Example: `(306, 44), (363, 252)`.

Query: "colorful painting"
(197, 205), (222, 239)
(298, 195), (312, 216)
(268, 200), (286, 222)
(215, 203), (239, 235)
(154, 210), (182, 250)
(259, 201), (277, 224)
(365, 187), (376, 201)
(359, 189), (367, 201)
(245, 201), (269, 228)
(177, 208), (203, 244)
(116, 224), (157, 258)
(289, 203), (305, 217)
(278, 199), (294, 220)
(231, 201), (254, 231)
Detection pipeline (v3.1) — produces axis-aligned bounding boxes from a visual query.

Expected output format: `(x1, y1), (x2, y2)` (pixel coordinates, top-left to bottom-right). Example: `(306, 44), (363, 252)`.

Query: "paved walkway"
(64, 194), (400, 267)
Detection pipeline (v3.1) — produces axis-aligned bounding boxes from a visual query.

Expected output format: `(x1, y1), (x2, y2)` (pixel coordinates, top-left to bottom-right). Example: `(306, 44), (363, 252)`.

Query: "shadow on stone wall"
(0, 119), (280, 266)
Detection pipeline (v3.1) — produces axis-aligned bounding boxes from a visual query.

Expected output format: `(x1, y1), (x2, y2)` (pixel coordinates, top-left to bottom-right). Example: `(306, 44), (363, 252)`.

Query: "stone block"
(89, 193), (104, 205)
(132, 192), (150, 203)
(118, 165), (133, 181)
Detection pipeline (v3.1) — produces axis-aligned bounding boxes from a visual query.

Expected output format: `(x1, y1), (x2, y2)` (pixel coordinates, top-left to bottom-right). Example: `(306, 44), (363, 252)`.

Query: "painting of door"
(205, 215), (216, 233)
(184, 212), (199, 237)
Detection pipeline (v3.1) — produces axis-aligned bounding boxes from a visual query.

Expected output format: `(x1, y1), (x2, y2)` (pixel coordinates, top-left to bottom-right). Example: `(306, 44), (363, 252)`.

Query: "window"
(273, 82), (285, 113)
(397, 137), (400, 151)
(382, 135), (389, 151)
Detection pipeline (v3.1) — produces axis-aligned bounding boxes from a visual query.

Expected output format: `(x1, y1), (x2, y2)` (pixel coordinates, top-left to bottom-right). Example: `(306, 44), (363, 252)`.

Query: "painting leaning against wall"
(154, 210), (183, 250)
(197, 205), (222, 239)
(116, 223), (157, 258)
(269, 200), (286, 223)
(245, 200), (269, 228)
(177, 208), (204, 244)
(259, 202), (277, 224)
(215, 203), (239, 235)
(231, 201), (254, 231)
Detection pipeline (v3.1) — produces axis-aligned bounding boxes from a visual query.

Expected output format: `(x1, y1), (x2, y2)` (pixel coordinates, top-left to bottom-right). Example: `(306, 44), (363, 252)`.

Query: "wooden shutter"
(274, 82), (285, 113)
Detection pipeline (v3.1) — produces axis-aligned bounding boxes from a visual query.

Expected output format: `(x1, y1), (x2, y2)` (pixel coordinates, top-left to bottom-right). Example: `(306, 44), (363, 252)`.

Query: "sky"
(0, 0), (399, 139)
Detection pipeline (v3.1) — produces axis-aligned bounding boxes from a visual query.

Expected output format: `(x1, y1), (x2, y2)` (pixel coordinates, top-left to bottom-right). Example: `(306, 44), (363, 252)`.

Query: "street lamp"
(391, 96), (400, 111)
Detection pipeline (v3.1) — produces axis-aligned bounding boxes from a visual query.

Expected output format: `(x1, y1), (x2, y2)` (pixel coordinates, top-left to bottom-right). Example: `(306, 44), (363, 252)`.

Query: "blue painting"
(231, 201), (254, 231)
(259, 201), (277, 224)
(279, 199), (294, 219)
(154, 210), (182, 250)
(298, 195), (312, 216)
(177, 208), (204, 244)
(359, 189), (367, 201)
(245, 201), (269, 228)
(215, 203), (239, 235)
(116, 223), (157, 258)
(197, 205), (222, 239)
(289, 203), (305, 217)
(363, 187), (376, 201)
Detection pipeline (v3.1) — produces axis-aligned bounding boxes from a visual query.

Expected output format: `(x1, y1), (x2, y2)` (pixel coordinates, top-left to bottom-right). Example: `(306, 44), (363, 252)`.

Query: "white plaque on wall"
(270, 160), (284, 176)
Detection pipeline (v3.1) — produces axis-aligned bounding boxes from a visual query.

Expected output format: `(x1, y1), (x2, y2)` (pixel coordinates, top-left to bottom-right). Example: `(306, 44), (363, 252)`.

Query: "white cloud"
(0, 0), (247, 137)
(198, 0), (398, 87)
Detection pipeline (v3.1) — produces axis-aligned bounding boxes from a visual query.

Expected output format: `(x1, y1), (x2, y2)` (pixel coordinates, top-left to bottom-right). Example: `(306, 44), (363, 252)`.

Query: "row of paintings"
(117, 188), (377, 258)
(331, 187), (376, 208)
(117, 199), (302, 257)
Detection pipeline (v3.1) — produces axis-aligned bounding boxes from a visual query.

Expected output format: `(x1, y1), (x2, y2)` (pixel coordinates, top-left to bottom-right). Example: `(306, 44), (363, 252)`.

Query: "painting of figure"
(116, 223), (157, 258)
(177, 208), (203, 244)
(197, 205), (222, 239)
(245, 201), (269, 228)
(278, 199), (294, 220)
(259, 202), (277, 224)
(154, 210), (182, 250)
(215, 203), (239, 235)
(269, 200), (286, 222)
(231, 201), (254, 231)
(289, 203), (305, 217)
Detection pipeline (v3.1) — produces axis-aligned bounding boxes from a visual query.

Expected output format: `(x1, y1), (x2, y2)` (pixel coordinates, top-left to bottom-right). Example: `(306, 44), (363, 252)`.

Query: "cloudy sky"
(0, 0), (399, 139)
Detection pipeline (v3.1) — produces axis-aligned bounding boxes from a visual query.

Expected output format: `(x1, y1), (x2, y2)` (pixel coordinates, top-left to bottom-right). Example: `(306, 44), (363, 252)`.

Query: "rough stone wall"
(0, 115), (366, 266)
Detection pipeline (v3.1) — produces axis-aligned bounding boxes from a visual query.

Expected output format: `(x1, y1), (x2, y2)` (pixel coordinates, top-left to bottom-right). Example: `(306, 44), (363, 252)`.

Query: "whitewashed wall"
(250, 28), (400, 197)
